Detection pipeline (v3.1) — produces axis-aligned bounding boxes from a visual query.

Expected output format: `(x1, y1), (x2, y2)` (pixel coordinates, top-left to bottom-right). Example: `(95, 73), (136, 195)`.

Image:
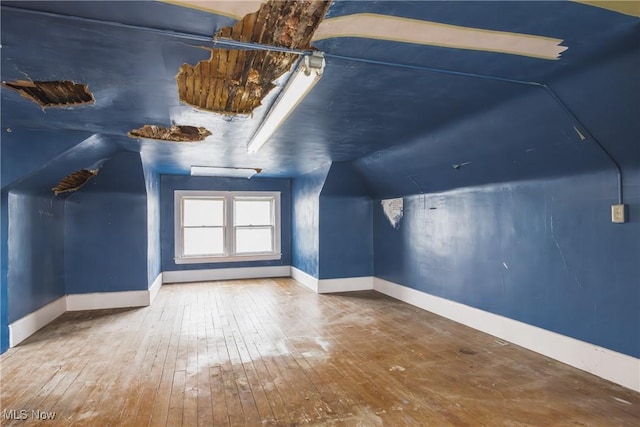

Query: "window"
(175, 191), (281, 264)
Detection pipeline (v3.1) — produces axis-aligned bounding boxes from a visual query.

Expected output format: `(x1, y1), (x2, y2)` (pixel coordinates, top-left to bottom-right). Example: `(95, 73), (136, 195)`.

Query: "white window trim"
(174, 190), (281, 264)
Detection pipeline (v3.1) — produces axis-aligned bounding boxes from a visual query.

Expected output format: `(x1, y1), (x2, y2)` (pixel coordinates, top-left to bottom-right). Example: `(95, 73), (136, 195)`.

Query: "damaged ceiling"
(128, 125), (212, 142)
(176, 0), (330, 114)
(1, 80), (94, 108)
(52, 169), (99, 195)
(1, 1), (638, 192)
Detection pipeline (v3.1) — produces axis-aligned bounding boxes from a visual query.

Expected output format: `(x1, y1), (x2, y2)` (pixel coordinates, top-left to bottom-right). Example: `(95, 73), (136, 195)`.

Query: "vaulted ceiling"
(2, 1), (638, 196)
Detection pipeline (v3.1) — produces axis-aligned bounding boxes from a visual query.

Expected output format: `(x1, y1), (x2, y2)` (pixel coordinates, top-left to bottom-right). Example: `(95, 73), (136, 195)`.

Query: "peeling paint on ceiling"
(161, 0), (265, 20)
(573, 0), (640, 17)
(176, 0), (330, 114)
(128, 125), (212, 142)
(2, 80), (94, 108)
(313, 14), (568, 60)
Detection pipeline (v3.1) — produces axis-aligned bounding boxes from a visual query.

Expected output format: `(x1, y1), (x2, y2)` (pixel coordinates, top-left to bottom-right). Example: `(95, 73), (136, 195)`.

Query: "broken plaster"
(175, 0), (330, 115)
(128, 124), (211, 142)
(2, 79), (94, 108)
(381, 198), (403, 229)
(52, 169), (99, 195)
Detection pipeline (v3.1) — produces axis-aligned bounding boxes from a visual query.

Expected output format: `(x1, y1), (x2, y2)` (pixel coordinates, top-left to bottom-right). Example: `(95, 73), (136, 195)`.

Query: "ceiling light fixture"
(247, 51), (325, 154)
(190, 166), (261, 179)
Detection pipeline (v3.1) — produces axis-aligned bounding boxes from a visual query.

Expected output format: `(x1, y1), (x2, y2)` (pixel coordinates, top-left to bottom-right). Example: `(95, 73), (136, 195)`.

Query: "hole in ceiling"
(1, 80), (94, 108)
(128, 124), (212, 142)
(52, 169), (99, 195)
(176, 0), (330, 115)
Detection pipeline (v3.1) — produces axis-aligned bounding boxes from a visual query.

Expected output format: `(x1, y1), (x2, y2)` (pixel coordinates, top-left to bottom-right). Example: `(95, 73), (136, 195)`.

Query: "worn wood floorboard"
(1, 278), (638, 426)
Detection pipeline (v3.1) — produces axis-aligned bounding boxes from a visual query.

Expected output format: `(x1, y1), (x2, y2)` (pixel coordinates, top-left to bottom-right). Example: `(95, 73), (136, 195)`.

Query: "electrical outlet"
(611, 204), (627, 223)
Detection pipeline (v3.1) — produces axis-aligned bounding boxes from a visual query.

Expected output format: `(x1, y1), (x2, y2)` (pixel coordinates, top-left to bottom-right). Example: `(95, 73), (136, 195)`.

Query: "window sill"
(174, 253), (282, 265)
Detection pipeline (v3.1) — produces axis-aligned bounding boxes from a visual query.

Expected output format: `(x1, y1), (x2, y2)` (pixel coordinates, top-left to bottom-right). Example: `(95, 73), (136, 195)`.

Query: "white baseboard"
(291, 269), (374, 294)
(373, 277), (640, 392)
(291, 268), (374, 294)
(149, 272), (163, 304)
(66, 290), (150, 311)
(9, 296), (66, 347)
(10, 267), (287, 346)
(318, 276), (373, 293)
(291, 267), (318, 292)
(162, 265), (291, 284)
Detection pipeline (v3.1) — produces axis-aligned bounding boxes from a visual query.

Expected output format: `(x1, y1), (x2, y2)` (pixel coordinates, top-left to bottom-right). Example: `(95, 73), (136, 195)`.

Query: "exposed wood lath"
(176, 0), (330, 114)
(52, 169), (98, 195)
(2, 80), (94, 108)
(128, 124), (212, 142)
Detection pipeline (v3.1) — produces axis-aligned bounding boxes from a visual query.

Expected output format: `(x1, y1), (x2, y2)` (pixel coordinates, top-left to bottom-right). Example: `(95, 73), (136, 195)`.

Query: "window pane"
(183, 199), (223, 226)
(234, 199), (272, 226)
(235, 227), (273, 253)
(183, 227), (224, 256)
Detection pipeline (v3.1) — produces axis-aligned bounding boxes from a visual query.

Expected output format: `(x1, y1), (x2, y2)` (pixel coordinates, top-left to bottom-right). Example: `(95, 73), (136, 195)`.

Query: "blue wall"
(1, 129), (94, 191)
(291, 164), (331, 277)
(360, 47), (640, 359)
(142, 159), (162, 287)
(291, 162), (373, 279)
(0, 132), (122, 353)
(65, 152), (148, 294)
(550, 50), (639, 170)
(319, 162), (373, 279)
(161, 175), (292, 272)
(373, 170), (640, 357)
(354, 85), (615, 199)
(7, 190), (66, 322)
(1, 192), (10, 352)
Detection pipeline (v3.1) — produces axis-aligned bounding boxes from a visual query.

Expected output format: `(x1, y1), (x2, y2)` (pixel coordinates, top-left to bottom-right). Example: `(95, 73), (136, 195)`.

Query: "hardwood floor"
(1, 278), (638, 426)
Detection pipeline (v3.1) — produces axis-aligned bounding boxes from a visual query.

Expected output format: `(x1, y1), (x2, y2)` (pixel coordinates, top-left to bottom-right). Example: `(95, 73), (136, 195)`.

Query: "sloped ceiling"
(1, 1), (638, 194)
